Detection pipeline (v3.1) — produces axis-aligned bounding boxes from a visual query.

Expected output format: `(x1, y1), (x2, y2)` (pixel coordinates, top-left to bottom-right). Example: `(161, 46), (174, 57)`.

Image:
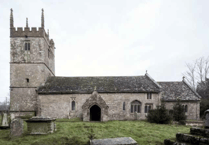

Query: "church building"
(9, 9), (201, 121)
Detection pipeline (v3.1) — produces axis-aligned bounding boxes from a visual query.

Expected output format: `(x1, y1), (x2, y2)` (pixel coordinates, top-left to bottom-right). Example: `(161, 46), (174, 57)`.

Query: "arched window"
(72, 101), (75, 110)
(185, 105), (188, 113)
(131, 100), (141, 113)
(123, 102), (125, 110)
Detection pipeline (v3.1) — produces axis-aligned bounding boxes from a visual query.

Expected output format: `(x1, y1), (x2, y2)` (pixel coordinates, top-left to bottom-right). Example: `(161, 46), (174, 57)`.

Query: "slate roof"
(37, 75), (161, 94)
(158, 80), (201, 101)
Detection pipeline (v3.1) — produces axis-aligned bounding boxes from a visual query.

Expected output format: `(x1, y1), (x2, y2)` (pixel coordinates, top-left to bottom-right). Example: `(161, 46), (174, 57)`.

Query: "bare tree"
(183, 56), (209, 90)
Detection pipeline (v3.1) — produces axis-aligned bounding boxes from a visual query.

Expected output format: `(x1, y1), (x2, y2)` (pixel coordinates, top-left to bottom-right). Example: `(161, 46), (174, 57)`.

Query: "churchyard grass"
(0, 118), (190, 145)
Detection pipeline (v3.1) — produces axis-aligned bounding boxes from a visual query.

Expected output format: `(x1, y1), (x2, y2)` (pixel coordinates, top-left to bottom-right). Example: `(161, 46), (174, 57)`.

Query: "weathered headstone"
(10, 118), (23, 137)
(1, 113), (9, 126)
(90, 137), (138, 145)
(204, 109), (209, 128)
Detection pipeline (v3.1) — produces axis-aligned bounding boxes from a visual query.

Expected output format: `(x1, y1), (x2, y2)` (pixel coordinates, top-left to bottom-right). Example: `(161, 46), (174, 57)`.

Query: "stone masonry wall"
(10, 63), (52, 87)
(165, 101), (200, 120)
(10, 37), (55, 75)
(38, 93), (161, 120)
(10, 36), (54, 113)
(10, 88), (37, 111)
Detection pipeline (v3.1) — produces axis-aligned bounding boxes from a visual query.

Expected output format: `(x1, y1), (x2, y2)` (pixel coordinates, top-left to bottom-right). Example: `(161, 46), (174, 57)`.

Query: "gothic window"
(123, 102), (125, 110)
(145, 104), (153, 113)
(131, 100), (141, 113)
(72, 101), (75, 110)
(25, 42), (30, 51)
(147, 93), (152, 99)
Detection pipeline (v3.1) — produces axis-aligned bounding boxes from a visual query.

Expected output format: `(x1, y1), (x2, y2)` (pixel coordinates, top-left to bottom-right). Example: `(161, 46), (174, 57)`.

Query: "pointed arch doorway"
(90, 105), (101, 121)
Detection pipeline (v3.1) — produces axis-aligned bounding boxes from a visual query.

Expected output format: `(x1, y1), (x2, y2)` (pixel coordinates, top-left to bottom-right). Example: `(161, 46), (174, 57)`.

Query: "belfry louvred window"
(25, 42), (30, 51)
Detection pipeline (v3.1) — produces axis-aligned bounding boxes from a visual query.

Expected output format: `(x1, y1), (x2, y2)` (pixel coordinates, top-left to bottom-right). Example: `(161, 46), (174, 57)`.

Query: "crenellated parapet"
(10, 27), (45, 37)
(10, 8), (54, 47)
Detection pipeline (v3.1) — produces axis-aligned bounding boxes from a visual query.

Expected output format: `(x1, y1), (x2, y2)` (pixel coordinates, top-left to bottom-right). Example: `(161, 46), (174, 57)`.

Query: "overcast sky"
(0, 0), (209, 102)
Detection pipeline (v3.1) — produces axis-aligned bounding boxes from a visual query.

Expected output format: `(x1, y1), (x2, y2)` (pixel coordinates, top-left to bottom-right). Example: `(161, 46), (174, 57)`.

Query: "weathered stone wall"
(10, 36), (55, 114)
(10, 88), (37, 111)
(38, 93), (161, 120)
(10, 37), (55, 75)
(10, 64), (50, 87)
(164, 101), (200, 120)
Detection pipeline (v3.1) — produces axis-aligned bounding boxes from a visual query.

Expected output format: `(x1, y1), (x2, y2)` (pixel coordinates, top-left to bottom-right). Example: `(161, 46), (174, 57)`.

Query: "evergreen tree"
(173, 99), (187, 122)
(147, 101), (171, 124)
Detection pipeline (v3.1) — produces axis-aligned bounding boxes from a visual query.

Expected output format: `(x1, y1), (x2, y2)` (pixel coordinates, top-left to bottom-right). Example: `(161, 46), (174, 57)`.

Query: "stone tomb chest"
(26, 116), (56, 134)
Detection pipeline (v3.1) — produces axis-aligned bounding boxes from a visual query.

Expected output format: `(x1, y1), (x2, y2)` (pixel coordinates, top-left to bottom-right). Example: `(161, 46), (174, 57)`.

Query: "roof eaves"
(183, 79), (202, 99)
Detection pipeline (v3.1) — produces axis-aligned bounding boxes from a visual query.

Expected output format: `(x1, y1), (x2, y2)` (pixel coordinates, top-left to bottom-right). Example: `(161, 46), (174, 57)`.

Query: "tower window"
(26, 78), (29, 83)
(147, 93), (152, 99)
(25, 42), (30, 51)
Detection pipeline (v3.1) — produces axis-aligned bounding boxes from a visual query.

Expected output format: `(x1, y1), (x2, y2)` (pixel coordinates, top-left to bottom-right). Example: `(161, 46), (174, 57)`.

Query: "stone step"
(176, 133), (209, 145)
(190, 127), (209, 138)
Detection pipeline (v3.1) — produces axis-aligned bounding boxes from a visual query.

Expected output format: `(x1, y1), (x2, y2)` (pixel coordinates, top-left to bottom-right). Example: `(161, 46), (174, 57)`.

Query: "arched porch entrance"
(82, 91), (109, 122)
(90, 105), (101, 121)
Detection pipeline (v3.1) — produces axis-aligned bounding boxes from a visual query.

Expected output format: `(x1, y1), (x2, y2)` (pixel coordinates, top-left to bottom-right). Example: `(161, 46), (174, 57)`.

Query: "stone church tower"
(10, 9), (55, 116)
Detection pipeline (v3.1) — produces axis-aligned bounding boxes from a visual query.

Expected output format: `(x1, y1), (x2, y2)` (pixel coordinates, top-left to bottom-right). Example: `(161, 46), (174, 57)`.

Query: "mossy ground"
(0, 118), (190, 145)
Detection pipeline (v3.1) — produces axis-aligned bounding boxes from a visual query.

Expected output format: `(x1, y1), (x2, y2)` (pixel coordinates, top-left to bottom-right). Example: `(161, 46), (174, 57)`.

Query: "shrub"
(147, 102), (172, 124)
(173, 99), (187, 122)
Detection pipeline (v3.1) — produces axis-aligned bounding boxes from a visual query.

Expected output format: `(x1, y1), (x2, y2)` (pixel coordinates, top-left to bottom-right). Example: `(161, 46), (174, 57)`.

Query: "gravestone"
(1, 113), (9, 126)
(0, 113), (9, 129)
(10, 118), (23, 137)
(204, 109), (209, 128)
(90, 137), (138, 145)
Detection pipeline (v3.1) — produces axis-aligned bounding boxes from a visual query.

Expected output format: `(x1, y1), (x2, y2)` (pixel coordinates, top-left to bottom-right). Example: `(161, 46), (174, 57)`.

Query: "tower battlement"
(10, 9), (53, 45)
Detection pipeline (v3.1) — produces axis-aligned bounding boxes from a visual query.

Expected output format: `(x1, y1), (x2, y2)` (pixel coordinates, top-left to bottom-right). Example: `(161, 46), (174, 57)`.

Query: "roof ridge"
(158, 81), (182, 83)
(49, 76), (145, 78)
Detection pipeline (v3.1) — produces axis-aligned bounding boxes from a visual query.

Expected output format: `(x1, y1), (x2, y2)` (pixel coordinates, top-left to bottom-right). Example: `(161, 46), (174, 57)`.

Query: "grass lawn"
(0, 118), (190, 145)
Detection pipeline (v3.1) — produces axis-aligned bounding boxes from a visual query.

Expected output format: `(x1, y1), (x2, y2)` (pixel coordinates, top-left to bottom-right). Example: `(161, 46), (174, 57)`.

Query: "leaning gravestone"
(90, 137), (138, 145)
(205, 109), (209, 128)
(10, 118), (23, 138)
